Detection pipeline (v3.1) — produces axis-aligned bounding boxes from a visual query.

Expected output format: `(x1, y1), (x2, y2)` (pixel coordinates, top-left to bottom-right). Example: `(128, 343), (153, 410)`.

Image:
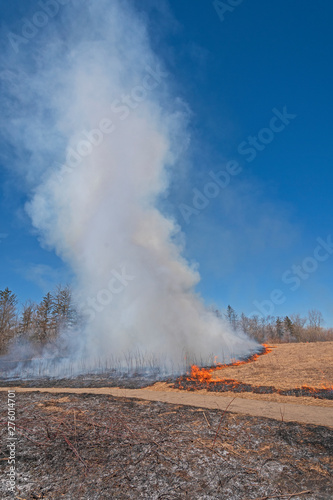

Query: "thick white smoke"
(1, 0), (258, 373)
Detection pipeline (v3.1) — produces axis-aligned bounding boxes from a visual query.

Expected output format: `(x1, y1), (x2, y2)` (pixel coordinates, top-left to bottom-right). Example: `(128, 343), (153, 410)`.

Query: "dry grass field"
(211, 342), (333, 390)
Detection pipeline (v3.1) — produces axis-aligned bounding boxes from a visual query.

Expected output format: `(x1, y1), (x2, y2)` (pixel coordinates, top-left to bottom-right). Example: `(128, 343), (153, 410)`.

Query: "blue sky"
(0, 0), (332, 325)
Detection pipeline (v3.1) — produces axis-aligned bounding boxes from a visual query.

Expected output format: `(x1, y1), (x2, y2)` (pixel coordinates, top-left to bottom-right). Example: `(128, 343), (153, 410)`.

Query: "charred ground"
(0, 391), (332, 500)
(172, 377), (333, 400)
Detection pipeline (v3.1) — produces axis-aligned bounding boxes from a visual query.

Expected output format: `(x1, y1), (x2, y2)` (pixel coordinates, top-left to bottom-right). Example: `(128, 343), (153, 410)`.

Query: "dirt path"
(1, 386), (332, 428)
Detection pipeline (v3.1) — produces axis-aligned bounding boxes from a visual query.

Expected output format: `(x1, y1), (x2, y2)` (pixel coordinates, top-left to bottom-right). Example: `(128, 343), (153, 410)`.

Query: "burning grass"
(209, 342), (333, 390)
(185, 344), (273, 384)
(173, 342), (333, 400)
(0, 391), (332, 499)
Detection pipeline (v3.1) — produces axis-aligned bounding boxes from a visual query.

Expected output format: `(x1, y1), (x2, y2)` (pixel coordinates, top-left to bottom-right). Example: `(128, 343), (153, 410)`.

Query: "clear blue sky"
(0, 0), (332, 325)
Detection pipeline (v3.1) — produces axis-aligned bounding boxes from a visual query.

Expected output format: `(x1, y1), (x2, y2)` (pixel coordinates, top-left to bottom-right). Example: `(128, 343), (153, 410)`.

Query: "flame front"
(187, 344), (273, 383)
(179, 344), (333, 399)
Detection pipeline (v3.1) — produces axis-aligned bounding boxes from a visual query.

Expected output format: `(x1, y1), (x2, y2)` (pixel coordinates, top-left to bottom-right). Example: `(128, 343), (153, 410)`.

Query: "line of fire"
(173, 345), (333, 400)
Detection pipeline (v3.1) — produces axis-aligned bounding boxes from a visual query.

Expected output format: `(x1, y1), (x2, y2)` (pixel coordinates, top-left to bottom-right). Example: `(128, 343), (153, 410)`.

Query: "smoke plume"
(1, 0), (258, 373)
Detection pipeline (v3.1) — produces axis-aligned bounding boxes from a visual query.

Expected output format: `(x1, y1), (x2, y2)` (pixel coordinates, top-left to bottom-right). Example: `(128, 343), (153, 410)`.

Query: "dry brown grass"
(211, 342), (333, 390)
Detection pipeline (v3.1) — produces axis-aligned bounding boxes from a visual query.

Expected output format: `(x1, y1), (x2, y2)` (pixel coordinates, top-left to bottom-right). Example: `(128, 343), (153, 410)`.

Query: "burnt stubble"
(0, 391), (331, 499)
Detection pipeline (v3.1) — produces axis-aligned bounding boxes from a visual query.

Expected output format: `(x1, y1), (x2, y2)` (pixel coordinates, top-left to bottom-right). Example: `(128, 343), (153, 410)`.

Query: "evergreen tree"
(19, 301), (37, 340)
(52, 285), (76, 334)
(0, 288), (18, 354)
(283, 316), (294, 341)
(225, 305), (238, 330)
(35, 292), (55, 345)
(275, 317), (284, 340)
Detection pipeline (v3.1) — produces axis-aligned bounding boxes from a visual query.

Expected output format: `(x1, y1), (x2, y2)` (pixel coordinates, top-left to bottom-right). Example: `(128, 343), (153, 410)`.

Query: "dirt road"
(1, 386), (332, 427)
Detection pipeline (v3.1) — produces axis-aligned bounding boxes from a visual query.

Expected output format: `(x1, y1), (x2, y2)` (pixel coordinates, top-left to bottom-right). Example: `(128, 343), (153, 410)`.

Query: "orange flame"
(187, 344), (273, 383)
(181, 344), (333, 398)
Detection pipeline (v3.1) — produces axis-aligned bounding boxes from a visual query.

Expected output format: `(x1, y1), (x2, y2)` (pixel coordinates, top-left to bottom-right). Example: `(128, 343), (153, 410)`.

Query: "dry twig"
(202, 411), (211, 427)
(244, 490), (313, 500)
(212, 397), (236, 449)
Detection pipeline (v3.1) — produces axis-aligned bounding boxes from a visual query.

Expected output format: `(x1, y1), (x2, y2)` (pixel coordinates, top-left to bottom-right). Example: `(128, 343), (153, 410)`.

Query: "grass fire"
(173, 343), (333, 400)
(0, 0), (332, 499)
(0, 342), (332, 498)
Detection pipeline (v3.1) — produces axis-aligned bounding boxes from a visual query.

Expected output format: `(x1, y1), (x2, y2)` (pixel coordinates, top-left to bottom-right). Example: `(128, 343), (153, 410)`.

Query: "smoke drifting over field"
(1, 0), (258, 372)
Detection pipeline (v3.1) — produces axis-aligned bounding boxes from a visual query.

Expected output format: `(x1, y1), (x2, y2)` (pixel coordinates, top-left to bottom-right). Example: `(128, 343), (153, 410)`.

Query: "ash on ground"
(0, 371), (162, 389)
(0, 391), (332, 499)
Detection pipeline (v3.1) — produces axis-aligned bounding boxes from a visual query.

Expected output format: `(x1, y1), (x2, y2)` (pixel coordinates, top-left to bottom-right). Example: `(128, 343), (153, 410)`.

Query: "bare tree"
(239, 313), (250, 335)
(307, 309), (324, 329)
(290, 314), (307, 342)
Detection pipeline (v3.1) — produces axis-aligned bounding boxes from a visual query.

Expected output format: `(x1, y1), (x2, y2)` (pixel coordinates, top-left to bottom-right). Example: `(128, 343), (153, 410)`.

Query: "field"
(0, 342), (332, 499)
(210, 342), (333, 389)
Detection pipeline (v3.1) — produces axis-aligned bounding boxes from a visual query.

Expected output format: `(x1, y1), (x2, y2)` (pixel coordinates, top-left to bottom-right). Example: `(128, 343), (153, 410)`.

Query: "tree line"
(0, 286), (78, 356)
(218, 305), (333, 343)
(0, 286), (332, 356)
